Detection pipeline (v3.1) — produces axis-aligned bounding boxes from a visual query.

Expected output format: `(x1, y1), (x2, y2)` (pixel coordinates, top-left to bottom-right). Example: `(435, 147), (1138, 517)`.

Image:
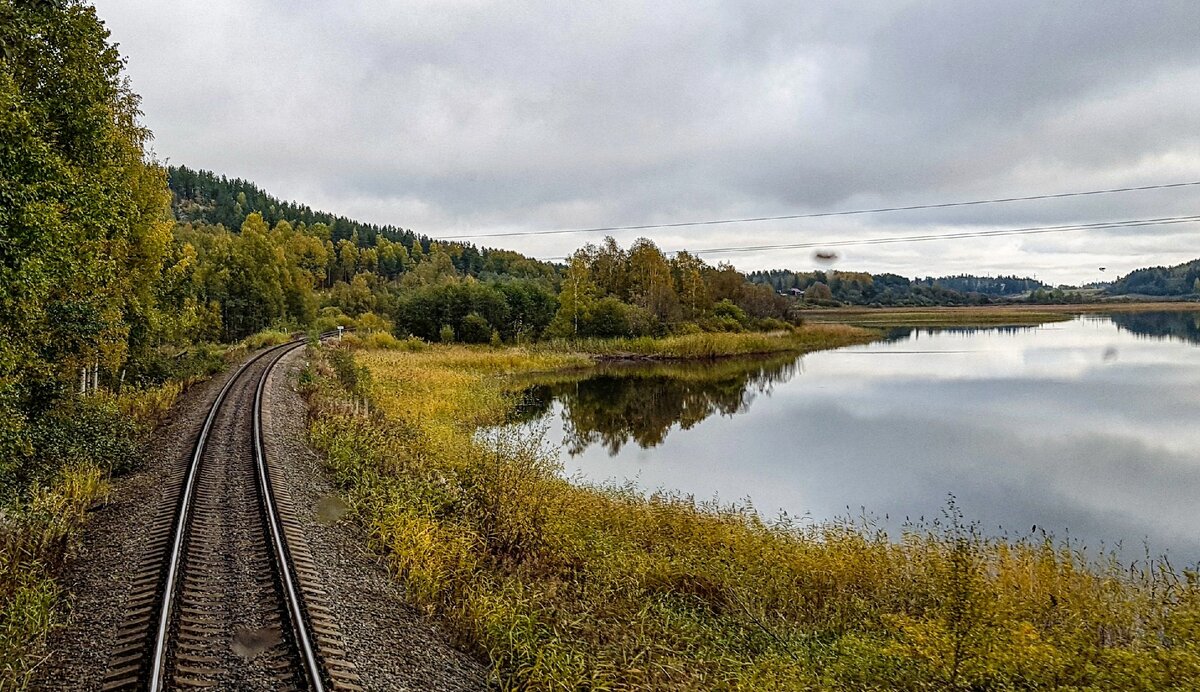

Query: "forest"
(747, 269), (1048, 306)
(1105, 257), (1200, 296)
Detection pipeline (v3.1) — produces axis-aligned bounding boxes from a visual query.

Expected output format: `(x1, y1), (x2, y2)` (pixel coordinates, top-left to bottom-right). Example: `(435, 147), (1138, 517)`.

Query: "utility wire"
(439, 180), (1200, 240)
(540, 214), (1200, 260)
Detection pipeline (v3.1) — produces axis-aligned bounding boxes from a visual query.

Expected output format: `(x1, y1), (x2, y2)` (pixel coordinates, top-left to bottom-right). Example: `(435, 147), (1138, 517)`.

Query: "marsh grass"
(539, 324), (876, 359)
(307, 342), (1200, 690)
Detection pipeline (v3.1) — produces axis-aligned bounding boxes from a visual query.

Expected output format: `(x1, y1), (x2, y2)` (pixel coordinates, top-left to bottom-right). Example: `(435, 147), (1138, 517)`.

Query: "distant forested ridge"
(166, 165), (557, 280)
(747, 270), (1046, 306)
(1106, 258), (1200, 297)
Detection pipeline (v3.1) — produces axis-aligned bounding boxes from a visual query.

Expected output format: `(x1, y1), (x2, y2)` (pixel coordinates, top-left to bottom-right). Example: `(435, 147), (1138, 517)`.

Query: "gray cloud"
(94, 0), (1200, 283)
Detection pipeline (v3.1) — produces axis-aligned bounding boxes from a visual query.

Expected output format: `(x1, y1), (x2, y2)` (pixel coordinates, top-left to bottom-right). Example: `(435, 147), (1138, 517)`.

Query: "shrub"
(460, 313), (493, 344)
(359, 332), (424, 351)
(242, 329), (293, 350)
(713, 298), (748, 324)
(587, 297), (634, 338)
(354, 311), (393, 333)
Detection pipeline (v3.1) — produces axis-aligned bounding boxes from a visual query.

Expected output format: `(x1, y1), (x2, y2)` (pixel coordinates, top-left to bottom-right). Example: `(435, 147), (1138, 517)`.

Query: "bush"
(439, 324), (456, 343)
(354, 311), (392, 333)
(360, 332), (425, 351)
(20, 399), (140, 494)
(392, 281), (511, 342)
(459, 313), (493, 344)
(586, 297), (634, 338)
(313, 308), (356, 336)
(698, 315), (744, 333)
(126, 343), (227, 387)
(242, 329), (293, 350)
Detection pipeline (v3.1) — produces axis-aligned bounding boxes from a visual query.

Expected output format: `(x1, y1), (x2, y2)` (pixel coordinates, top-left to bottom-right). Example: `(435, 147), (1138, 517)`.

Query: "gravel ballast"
(31, 365), (235, 689)
(30, 348), (489, 690)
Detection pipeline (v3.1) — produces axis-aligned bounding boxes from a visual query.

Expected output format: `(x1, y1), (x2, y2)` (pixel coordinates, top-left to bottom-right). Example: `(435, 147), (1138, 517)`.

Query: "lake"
(512, 311), (1200, 562)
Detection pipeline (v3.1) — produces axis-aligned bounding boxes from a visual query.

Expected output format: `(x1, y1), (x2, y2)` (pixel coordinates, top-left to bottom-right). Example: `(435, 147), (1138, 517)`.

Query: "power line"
(540, 214), (1200, 260)
(439, 180), (1200, 241)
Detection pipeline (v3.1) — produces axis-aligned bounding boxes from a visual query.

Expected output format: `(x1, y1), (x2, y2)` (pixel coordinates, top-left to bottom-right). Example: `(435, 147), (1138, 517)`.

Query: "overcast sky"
(93, 1), (1200, 284)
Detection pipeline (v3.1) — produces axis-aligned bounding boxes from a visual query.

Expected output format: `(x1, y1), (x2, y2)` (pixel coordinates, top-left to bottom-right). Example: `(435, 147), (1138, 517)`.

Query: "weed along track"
(101, 337), (361, 691)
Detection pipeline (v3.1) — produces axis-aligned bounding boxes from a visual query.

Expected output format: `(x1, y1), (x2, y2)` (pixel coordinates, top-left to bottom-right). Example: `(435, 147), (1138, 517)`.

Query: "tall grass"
(0, 463), (109, 688)
(307, 343), (1200, 690)
(539, 324), (876, 359)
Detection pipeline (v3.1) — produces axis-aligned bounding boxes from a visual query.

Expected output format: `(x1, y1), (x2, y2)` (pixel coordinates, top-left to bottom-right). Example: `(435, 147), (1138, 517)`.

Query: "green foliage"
(460, 313), (493, 344)
(1026, 287), (1087, 304)
(750, 269), (1049, 306)
(713, 298), (748, 323)
(0, 0), (173, 469)
(393, 279), (557, 343)
(548, 238), (792, 338)
(1107, 257), (1200, 297)
(327, 347), (372, 399)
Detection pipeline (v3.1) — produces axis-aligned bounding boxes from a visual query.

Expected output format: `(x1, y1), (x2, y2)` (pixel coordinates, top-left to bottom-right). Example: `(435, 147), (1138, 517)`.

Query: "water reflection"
(514, 312), (1200, 560)
(512, 355), (800, 455)
(1109, 310), (1200, 344)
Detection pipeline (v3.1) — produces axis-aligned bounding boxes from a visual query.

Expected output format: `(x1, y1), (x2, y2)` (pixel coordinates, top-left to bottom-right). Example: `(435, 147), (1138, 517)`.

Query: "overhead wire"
(437, 179), (1200, 241)
(538, 214), (1200, 260)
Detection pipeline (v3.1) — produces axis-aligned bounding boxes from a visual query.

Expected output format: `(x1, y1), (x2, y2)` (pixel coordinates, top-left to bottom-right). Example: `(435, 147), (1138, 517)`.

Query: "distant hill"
(166, 165), (559, 278)
(168, 165), (422, 247)
(1106, 258), (1200, 297)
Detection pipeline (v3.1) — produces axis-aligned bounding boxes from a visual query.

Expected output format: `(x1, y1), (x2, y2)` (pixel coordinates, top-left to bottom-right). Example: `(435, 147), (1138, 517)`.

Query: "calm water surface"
(514, 312), (1200, 561)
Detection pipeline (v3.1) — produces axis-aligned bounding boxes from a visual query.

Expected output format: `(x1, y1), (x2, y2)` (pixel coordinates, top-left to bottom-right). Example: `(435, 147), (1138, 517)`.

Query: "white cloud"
(96, 0), (1200, 284)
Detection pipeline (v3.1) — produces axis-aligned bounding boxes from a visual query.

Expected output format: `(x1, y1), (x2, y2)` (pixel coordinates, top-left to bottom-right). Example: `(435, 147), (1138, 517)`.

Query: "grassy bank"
(539, 324), (876, 359)
(306, 335), (1200, 690)
(803, 302), (1200, 328)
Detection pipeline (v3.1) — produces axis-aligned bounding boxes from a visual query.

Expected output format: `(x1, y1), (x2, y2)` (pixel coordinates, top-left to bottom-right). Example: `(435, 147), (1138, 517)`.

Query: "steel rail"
(253, 340), (326, 690)
(147, 335), (322, 692)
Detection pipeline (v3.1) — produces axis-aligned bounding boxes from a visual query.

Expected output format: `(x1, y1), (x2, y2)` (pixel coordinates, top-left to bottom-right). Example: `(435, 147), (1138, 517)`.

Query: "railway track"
(102, 336), (361, 691)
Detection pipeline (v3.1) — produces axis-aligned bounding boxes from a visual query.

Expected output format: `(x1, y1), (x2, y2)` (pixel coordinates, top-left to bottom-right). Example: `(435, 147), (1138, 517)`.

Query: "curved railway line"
(101, 336), (361, 691)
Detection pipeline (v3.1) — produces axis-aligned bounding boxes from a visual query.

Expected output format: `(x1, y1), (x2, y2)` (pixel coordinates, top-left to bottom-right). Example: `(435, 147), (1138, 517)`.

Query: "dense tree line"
(552, 238), (791, 337)
(746, 269), (1034, 306)
(167, 166), (558, 281)
(1106, 258), (1200, 297)
(912, 274), (1046, 296)
(1, 0), (174, 489)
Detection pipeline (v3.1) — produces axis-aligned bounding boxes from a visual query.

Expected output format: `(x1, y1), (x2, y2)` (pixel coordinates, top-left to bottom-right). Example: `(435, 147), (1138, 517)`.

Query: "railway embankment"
(33, 344), (485, 691)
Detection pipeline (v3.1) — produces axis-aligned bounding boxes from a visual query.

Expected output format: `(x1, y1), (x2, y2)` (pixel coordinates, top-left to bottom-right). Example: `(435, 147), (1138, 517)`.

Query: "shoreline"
(800, 301), (1199, 327)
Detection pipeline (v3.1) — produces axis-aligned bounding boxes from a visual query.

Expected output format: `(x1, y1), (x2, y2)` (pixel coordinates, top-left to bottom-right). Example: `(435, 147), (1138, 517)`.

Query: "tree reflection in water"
(510, 310), (1200, 457)
(1108, 310), (1200, 344)
(509, 355), (800, 456)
